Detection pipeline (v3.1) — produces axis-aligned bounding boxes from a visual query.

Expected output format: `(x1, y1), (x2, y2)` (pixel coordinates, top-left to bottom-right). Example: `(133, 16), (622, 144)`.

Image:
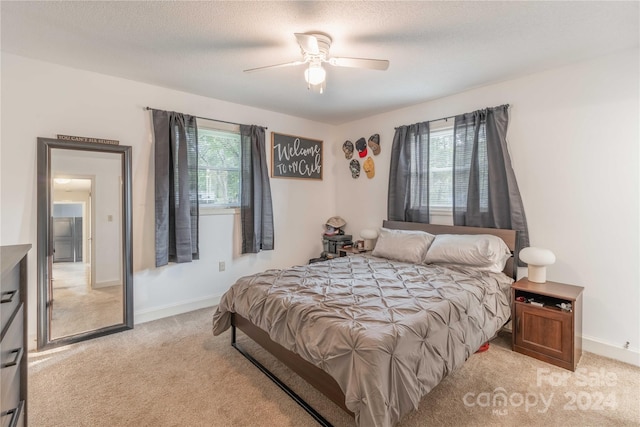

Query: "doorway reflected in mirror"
(49, 168), (124, 339)
(37, 138), (133, 350)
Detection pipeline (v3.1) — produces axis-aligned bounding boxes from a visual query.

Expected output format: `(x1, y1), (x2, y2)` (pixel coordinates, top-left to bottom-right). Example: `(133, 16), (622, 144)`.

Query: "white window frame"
(197, 118), (241, 216)
(427, 119), (455, 215)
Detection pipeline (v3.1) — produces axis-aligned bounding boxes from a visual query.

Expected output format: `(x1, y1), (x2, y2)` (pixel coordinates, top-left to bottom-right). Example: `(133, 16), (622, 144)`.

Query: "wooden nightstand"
(338, 247), (369, 257)
(512, 278), (584, 371)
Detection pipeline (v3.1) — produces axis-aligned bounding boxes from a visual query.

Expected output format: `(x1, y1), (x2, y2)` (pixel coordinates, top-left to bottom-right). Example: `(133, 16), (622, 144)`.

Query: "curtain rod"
(429, 115), (454, 123)
(144, 107), (267, 129)
(395, 104), (510, 129)
(394, 115), (452, 130)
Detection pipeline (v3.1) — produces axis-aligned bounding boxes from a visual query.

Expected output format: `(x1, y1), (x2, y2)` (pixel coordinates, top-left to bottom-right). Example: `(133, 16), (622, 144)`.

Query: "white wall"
(2, 49), (638, 365)
(335, 48), (640, 365)
(0, 53), (337, 346)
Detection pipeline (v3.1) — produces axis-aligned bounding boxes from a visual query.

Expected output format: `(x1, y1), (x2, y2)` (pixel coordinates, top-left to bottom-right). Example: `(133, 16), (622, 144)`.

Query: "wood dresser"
(1, 244), (31, 427)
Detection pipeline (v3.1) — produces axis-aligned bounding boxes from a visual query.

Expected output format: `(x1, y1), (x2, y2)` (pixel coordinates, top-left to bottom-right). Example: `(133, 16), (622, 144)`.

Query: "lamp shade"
(360, 229), (379, 240)
(520, 247), (556, 283)
(360, 228), (379, 251)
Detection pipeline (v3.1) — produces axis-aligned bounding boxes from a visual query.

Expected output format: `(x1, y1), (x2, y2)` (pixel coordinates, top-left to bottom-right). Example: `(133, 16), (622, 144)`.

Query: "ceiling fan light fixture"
(244, 32), (389, 96)
(304, 63), (326, 86)
(309, 79), (325, 94)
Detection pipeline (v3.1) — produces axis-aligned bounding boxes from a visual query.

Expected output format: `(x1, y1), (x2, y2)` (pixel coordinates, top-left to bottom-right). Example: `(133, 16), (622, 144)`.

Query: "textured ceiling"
(1, 1), (638, 125)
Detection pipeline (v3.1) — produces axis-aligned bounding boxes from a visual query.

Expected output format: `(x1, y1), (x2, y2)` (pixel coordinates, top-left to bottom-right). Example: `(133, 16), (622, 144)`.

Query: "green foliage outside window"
(429, 128), (454, 208)
(198, 128), (241, 208)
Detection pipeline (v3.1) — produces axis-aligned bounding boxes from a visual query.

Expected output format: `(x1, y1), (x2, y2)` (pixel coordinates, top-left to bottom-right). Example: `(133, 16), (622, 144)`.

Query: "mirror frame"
(37, 137), (133, 350)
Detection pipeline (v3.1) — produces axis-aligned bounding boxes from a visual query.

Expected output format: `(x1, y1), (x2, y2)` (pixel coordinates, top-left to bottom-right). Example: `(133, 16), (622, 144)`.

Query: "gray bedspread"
(212, 255), (512, 427)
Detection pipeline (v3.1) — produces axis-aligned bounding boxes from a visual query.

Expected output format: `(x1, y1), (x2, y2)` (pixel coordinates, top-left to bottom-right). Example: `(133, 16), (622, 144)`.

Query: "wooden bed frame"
(230, 221), (519, 426)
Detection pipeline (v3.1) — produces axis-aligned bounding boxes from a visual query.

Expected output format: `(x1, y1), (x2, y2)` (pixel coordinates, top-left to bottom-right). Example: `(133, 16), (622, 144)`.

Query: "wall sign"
(271, 132), (322, 180)
(57, 134), (120, 145)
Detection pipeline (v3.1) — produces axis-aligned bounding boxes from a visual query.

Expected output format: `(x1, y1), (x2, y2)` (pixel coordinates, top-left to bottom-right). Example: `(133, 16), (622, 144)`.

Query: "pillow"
(371, 227), (435, 264)
(424, 234), (512, 273)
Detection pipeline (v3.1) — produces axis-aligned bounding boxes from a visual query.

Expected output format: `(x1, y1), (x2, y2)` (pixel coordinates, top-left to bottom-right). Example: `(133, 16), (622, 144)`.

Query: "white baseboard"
(31, 295), (639, 368)
(132, 304), (638, 367)
(27, 295), (222, 351)
(134, 294), (221, 325)
(501, 323), (638, 367)
(583, 335), (640, 367)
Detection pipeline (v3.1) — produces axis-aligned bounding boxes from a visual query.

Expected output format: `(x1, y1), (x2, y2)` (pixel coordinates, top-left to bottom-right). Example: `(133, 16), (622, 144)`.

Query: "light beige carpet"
(51, 262), (123, 338)
(29, 308), (639, 426)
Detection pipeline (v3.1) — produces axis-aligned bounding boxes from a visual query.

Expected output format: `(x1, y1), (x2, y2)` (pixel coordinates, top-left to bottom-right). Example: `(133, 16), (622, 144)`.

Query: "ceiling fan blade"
(243, 60), (306, 73)
(294, 33), (319, 54)
(327, 57), (390, 70)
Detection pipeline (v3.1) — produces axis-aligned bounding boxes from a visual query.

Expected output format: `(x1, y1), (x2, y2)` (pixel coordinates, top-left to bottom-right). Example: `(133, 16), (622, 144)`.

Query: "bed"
(212, 221), (519, 427)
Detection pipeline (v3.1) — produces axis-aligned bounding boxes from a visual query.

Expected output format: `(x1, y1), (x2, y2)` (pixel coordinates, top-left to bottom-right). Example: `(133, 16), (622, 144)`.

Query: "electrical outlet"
(219, 261), (225, 272)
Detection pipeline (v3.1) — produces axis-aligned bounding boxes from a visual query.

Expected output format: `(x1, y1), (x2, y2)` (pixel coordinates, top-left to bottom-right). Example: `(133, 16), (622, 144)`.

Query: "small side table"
(512, 278), (584, 371)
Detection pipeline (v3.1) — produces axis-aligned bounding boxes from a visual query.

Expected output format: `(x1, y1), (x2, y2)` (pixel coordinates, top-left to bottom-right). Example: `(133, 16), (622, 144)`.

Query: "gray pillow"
(371, 227), (435, 264)
(424, 234), (511, 273)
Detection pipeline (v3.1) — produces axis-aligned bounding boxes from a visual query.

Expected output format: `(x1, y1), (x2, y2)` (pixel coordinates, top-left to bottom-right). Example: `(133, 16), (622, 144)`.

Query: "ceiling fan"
(243, 32), (390, 93)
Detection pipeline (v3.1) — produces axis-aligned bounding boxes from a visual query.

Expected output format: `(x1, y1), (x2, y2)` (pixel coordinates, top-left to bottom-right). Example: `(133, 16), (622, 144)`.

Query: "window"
(390, 105), (527, 246)
(197, 120), (241, 211)
(412, 121), (488, 215)
(417, 120), (488, 214)
(428, 123), (454, 210)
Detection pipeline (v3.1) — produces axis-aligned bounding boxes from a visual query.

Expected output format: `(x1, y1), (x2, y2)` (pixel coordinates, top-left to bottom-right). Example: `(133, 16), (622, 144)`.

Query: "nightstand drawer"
(514, 303), (572, 362)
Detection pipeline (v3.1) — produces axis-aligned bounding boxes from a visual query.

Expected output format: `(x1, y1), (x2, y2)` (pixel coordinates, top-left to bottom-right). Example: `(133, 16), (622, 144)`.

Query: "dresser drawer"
(0, 265), (21, 338)
(1, 360), (21, 421)
(0, 400), (24, 427)
(0, 260), (19, 294)
(1, 245), (29, 427)
(1, 304), (24, 416)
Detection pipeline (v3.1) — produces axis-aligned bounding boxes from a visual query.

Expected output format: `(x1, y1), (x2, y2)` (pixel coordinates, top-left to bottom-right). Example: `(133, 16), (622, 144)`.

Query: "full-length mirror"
(37, 137), (133, 349)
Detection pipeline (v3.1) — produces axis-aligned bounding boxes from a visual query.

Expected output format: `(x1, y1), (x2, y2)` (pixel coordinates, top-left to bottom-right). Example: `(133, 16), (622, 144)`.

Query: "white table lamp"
(519, 247), (556, 283)
(360, 229), (379, 251)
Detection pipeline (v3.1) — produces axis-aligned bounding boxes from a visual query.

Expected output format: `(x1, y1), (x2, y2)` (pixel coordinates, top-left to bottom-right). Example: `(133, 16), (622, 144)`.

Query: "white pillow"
(371, 227), (435, 264)
(424, 234), (512, 273)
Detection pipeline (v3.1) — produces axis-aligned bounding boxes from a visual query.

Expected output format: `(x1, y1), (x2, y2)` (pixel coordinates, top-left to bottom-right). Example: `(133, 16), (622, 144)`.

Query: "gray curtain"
(153, 109), (199, 266)
(453, 104), (530, 251)
(388, 121), (431, 222)
(240, 125), (274, 253)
